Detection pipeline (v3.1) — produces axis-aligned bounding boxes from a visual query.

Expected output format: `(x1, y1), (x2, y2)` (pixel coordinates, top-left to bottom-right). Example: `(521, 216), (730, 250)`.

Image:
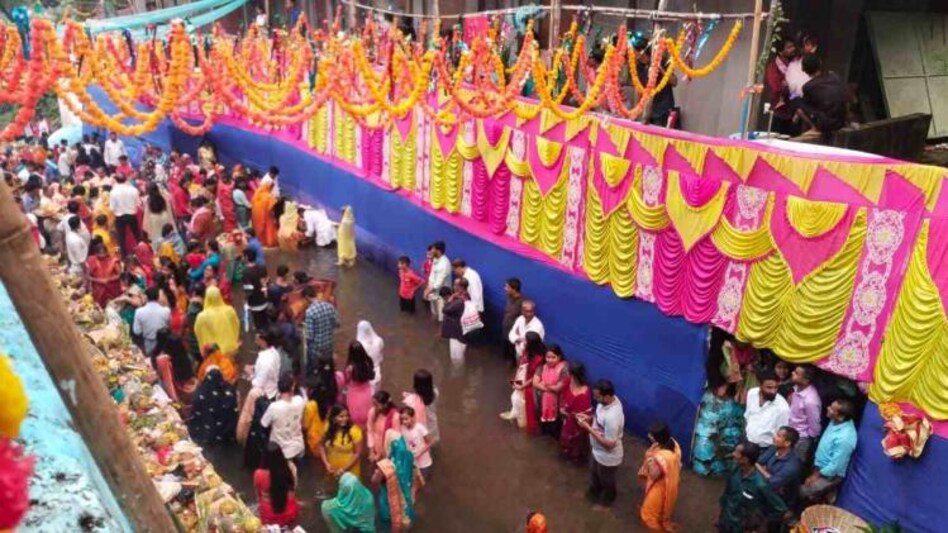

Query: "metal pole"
(743, 0), (764, 138)
(0, 182), (177, 532)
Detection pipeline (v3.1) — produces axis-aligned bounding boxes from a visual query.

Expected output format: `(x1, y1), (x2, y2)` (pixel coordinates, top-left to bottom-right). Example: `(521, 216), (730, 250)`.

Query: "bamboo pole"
(743, 0), (764, 138)
(0, 182), (176, 532)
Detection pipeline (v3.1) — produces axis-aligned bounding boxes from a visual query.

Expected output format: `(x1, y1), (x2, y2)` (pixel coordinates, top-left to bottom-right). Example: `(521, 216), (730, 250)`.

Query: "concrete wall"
(664, 0), (759, 137)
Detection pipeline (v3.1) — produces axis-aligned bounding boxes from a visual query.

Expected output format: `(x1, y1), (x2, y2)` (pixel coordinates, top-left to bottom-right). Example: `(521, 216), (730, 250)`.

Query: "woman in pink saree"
(559, 362), (592, 463)
(533, 344), (568, 438)
(217, 174), (237, 232)
(367, 391), (401, 462)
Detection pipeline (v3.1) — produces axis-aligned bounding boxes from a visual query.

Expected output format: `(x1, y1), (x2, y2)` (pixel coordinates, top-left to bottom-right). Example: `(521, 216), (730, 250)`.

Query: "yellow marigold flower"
(0, 355), (28, 439)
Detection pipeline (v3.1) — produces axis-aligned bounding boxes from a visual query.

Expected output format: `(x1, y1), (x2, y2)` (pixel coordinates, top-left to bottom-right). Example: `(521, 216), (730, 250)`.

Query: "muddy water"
(205, 245), (723, 532)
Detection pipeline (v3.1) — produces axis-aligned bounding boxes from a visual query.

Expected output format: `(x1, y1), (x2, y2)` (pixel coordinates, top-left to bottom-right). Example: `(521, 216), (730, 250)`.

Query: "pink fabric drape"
(361, 127), (384, 180)
(770, 197), (855, 284)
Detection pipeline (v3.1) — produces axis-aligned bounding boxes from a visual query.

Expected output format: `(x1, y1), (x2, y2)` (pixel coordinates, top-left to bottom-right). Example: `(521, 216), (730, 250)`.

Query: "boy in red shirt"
(398, 256), (424, 313)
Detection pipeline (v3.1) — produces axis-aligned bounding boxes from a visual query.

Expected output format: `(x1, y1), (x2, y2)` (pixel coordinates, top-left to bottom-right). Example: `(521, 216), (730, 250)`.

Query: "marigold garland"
(0, 14), (742, 137)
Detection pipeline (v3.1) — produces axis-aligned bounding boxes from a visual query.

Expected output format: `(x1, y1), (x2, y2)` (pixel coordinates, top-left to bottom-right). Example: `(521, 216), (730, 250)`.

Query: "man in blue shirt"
(801, 398), (858, 502)
(758, 426), (803, 528)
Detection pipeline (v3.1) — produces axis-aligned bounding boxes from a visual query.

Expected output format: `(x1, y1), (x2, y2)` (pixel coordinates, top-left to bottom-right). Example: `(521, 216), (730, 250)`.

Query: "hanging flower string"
(0, 15), (743, 137)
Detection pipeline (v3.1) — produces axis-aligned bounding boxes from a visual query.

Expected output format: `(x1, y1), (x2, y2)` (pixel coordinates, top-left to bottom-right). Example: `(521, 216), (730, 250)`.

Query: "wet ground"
(205, 244), (723, 532)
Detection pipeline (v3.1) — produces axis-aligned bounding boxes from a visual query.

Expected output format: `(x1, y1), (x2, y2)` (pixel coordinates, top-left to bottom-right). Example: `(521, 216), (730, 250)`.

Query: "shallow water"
(207, 245), (723, 532)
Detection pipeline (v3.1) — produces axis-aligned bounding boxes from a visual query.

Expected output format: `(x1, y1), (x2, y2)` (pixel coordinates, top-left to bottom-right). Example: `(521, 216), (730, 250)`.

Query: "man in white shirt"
(423, 241), (451, 321)
(133, 287), (171, 355)
(452, 258), (484, 313)
(507, 300), (545, 357)
(262, 166), (280, 196)
(261, 374), (306, 463)
(109, 173), (141, 257)
(251, 329), (282, 399)
(64, 216), (88, 274)
(56, 200), (90, 253)
(57, 141), (73, 179)
(577, 379), (624, 507)
(744, 372), (791, 451)
(103, 132), (127, 171)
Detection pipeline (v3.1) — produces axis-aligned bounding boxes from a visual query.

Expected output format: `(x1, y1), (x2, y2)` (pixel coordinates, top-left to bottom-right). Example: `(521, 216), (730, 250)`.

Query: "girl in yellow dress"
(319, 405), (364, 480)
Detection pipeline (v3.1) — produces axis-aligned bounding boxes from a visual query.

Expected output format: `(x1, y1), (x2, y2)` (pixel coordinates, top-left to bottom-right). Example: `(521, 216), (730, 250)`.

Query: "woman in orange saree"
(638, 421), (682, 532)
(251, 181), (279, 248)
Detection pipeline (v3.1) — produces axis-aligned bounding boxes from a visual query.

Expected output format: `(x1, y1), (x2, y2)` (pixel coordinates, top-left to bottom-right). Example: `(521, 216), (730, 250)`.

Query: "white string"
(339, 0), (766, 22)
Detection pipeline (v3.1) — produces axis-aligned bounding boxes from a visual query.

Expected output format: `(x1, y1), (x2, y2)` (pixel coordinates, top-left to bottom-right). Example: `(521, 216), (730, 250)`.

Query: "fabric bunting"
(301, 98), (948, 425)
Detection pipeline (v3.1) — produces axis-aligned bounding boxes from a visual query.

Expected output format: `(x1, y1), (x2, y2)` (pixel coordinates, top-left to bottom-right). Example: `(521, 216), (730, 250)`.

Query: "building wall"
(664, 0), (759, 137)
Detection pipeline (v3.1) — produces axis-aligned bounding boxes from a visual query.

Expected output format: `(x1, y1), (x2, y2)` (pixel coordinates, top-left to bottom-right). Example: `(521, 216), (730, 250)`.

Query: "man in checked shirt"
(302, 285), (340, 378)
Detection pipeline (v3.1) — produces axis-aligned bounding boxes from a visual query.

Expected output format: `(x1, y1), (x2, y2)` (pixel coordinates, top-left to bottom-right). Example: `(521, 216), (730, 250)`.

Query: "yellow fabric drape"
(633, 130), (669, 166)
(737, 209), (868, 361)
(870, 222), (948, 418)
(477, 120), (511, 176)
(821, 161), (886, 204)
(670, 138), (708, 175)
(309, 104), (330, 154)
(604, 123), (633, 155)
(534, 137), (564, 168)
(600, 153), (632, 188)
(335, 106), (357, 164)
(455, 131), (480, 160)
(760, 153), (819, 194)
(665, 172), (729, 252)
(712, 146), (756, 180)
(628, 166), (671, 230)
(892, 164), (946, 212)
(564, 116), (593, 141)
(515, 102), (540, 126)
(539, 108), (564, 134)
(505, 150), (530, 177)
(710, 194), (776, 261)
(785, 196), (849, 238)
(389, 125), (417, 191)
(429, 137), (463, 213)
(583, 180), (638, 297)
(520, 165), (568, 258)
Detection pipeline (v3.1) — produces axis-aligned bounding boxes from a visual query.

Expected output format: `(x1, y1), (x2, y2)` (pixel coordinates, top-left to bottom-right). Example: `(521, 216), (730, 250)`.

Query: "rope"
(340, 0), (766, 22)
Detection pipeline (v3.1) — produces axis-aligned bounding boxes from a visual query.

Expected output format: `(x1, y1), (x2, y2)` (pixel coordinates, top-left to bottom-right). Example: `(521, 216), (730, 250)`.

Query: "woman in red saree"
(638, 421), (682, 533)
(217, 174), (237, 232)
(559, 361), (592, 464)
(86, 242), (122, 307)
(522, 332), (546, 435)
(188, 196), (216, 244)
(251, 180), (279, 248)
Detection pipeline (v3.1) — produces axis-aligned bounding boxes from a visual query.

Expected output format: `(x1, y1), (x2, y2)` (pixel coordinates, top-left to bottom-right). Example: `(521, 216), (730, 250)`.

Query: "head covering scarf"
(135, 241), (155, 268)
(355, 320), (384, 367)
(320, 472), (377, 533)
(187, 368), (237, 444)
(194, 286), (241, 355)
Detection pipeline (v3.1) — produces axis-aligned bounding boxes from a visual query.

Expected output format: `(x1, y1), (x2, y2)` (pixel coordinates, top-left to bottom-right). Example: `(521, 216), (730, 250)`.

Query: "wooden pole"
(548, 0), (561, 50)
(743, 0), (765, 138)
(0, 182), (177, 532)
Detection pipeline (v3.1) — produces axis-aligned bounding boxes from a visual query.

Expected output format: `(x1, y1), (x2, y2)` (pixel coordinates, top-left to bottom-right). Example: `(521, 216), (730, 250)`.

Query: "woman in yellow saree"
(251, 181), (279, 248)
(193, 286), (241, 356)
(638, 421), (682, 532)
(278, 201), (303, 252)
(336, 206), (357, 267)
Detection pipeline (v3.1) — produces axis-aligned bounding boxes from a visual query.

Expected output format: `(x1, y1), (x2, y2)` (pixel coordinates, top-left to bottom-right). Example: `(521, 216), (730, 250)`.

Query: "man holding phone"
(577, 379), (624, 507)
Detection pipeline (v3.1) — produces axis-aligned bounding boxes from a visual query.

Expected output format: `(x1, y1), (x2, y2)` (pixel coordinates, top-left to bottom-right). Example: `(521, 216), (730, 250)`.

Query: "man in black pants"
(110, 173), (141, 257)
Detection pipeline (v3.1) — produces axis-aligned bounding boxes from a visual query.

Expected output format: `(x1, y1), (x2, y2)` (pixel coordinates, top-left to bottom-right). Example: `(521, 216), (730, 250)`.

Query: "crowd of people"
(4, 125), (865, 532)
(764, 34), (849, 138)
(694, 332), (862, 532)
